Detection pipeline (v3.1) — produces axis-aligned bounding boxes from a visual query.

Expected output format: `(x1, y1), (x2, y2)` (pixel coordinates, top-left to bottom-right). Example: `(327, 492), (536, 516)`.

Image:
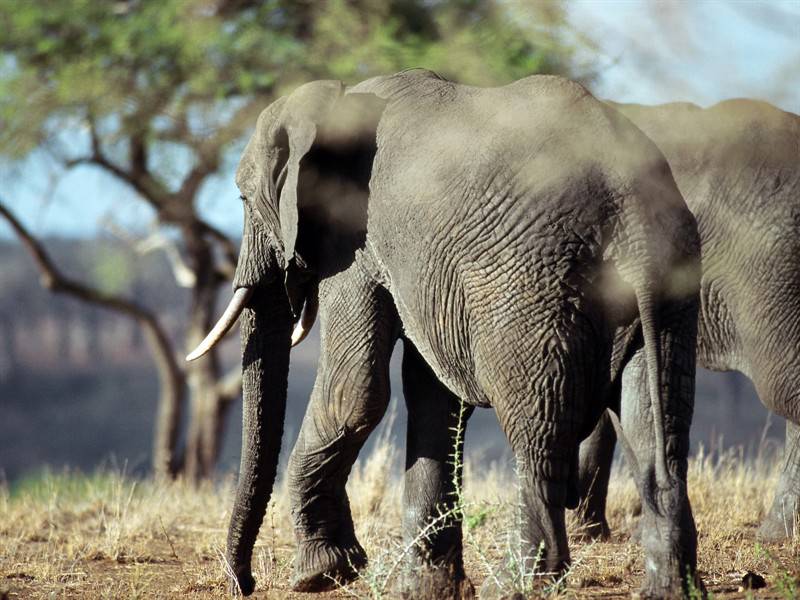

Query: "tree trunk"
(0, 200), (189, 481)
(182, 223), (231, 482)
(147, 319), (187, 480)
(86, 309), (102, 363)
(0, 313), (18, 382)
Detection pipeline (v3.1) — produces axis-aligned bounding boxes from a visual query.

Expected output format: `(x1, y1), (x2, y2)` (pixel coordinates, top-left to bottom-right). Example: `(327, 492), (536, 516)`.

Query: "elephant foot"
(478, 574), (545, 600)
(290, 539), (367, 592)
(478, 574), (521, 600)
(635, 572), (705, 600)
(477, 559), (567, 600)
(396, 563), (475, 600)
(756, 492), (798, 542)
(228, 562), (256, 596)
(478, 586), (525, 600)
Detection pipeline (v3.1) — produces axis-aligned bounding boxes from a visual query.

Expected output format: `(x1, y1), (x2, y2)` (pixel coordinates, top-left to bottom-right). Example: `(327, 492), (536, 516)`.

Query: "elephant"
(187, 68), (703, 598)
(575, 99), (800, 542)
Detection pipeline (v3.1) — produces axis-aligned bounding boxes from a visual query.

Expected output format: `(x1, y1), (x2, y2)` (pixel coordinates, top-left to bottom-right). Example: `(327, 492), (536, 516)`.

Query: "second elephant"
(577, 99), (800, 541)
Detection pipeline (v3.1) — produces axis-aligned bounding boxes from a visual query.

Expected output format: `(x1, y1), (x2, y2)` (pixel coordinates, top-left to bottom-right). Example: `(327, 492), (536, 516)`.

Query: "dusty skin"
(1, 435), (797, 599)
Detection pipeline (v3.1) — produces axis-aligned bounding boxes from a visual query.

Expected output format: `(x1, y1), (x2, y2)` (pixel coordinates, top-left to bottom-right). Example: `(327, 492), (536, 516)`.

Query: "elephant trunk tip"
(186, 287), (254, 362)
(230, 565), (256, 596)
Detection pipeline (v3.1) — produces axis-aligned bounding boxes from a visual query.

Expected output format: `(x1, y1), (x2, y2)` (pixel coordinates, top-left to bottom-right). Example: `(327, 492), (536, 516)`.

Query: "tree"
(0, 0), (592, 480)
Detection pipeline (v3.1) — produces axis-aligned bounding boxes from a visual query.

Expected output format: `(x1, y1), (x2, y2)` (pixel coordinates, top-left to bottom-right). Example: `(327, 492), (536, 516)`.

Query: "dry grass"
(1, 441), (798, 599)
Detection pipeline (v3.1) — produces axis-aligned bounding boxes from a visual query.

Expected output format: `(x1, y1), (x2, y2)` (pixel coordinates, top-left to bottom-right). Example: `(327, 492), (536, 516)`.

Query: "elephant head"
(186, 80), (384, 595)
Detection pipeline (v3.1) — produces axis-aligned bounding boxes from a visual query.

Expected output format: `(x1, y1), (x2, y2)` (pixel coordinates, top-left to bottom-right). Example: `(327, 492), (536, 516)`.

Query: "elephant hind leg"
(399, 339), (475, 598)
(732, 288), (800, 541)
(485, 409), (574, 599)
(480, 365), (586, 596)
(740, 323), (800, 541)
(575, 410), (616, 540)
(620, 347), (700, 599)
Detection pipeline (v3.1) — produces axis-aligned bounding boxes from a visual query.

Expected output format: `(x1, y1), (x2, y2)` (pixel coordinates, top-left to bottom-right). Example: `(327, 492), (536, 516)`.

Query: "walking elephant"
(576, 99), (800, 542)
(187, 69), (702, 598)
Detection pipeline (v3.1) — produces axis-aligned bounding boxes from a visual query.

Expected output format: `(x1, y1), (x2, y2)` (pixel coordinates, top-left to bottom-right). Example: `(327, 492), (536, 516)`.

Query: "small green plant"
(685, 569), (711, 600)
(465, 503), (494, 531)
(755, 543), (798, 600)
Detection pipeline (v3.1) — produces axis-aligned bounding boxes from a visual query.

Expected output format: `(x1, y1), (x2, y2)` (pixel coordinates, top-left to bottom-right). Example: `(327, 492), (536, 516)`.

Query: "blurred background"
(1, 0), (798, 483)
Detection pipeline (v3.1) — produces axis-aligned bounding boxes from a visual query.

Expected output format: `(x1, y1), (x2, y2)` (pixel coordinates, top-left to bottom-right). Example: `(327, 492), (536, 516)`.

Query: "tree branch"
(65, 114), (172, 215)
(69, 112), (240, 280)
(0, 201), (173, 349)
(129, 131), (148, 180)
(0, 199), (187, 478)
(88, 111), (102, 157)
(64, 152), (170, 211)
(197, 219), (238, 279)
(134, 230), (198, 288)
(177, 160), (219, 204)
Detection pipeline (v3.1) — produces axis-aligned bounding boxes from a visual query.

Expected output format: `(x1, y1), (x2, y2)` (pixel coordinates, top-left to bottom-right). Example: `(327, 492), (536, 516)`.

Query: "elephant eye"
(239, 194), (246, 202)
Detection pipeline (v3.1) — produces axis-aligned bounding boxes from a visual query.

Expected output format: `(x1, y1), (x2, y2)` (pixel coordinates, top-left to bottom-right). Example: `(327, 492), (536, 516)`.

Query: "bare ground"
(1, 439), (798, 599)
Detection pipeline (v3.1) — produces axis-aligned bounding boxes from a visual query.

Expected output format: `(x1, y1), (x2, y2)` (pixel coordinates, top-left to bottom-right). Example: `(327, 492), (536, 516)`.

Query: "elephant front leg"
(576, 409), (616, 540)
(758, 420), (800, 541)
(399, 340), (475, 599)
(288, 272), (397, 592)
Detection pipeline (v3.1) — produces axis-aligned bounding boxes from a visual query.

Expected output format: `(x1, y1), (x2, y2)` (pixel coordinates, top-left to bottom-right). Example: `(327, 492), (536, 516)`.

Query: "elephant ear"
(276, 80), (345, 267)
(277, 120), (315, 266)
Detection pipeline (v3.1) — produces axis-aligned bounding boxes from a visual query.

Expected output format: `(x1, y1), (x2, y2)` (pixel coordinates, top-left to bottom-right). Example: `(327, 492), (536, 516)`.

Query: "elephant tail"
(635, 282), (672, 489)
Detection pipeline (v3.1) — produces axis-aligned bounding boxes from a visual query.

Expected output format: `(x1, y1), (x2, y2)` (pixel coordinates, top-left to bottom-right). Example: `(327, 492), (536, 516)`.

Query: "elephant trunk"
(225, 280), (293, 596)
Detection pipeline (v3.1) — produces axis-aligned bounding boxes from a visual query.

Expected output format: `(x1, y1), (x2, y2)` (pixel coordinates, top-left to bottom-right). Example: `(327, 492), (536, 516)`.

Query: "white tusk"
(290, 291), (318, 347)
(186, 287), (253, 362)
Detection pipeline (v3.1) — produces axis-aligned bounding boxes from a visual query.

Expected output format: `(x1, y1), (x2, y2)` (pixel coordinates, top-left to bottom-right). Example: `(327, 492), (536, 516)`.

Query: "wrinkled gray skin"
(213, 70), (702, 598)
(576, 99), (800, 543)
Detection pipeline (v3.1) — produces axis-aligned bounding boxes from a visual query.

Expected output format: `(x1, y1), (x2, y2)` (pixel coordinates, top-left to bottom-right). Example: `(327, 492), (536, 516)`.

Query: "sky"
(1, 0), (799, 240)
(570, 0), (800, 108)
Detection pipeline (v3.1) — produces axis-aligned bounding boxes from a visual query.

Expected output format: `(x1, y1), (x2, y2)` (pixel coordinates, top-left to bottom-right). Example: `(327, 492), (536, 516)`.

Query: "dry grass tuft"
(1, 441), (797, 599)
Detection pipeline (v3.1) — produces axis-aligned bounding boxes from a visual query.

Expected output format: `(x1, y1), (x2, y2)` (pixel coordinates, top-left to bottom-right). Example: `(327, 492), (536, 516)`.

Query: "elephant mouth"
(185, 286), (318, 362)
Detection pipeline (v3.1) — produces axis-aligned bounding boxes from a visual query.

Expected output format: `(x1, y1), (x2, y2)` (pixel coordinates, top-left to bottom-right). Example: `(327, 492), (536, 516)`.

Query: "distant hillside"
(0, 237), (188, 377)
